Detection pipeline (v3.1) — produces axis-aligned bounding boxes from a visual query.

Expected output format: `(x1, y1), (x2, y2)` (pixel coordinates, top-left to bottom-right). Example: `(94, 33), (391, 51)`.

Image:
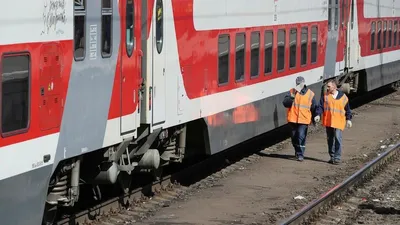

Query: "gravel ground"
(316, 152), (400, 225)
(133, 90), (400, 225)
(354, 178), (400, 225)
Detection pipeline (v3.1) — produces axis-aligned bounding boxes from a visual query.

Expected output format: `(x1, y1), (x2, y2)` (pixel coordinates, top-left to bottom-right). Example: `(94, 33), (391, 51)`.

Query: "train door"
(151, 0), (166, 127)
(338, 0), (351, 71)
(121, 0), (141, 135)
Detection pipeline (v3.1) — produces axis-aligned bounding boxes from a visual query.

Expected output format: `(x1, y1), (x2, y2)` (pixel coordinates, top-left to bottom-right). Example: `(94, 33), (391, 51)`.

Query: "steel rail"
(279, 141), (400, 225)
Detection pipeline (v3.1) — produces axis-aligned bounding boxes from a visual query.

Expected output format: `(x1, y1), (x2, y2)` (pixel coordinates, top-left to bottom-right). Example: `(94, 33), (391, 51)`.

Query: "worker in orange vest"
(282, 76), (317, 161)
(314, 80), (352, 165)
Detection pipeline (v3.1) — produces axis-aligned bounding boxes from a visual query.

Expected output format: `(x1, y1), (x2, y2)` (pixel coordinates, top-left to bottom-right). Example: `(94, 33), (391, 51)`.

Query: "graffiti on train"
(41, 0), (67, 35)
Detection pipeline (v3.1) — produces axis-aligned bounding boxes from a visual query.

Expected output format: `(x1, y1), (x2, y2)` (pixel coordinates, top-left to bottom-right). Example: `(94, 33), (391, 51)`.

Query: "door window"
(126, 0), (134, 57)
(155, 0), (164, 54)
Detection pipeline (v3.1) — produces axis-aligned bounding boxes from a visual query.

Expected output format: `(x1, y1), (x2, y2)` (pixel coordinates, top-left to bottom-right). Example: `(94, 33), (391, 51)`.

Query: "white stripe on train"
(192, 0), (326, 31)
(0, 133), (58, 181)
(0, 0), (73, 45)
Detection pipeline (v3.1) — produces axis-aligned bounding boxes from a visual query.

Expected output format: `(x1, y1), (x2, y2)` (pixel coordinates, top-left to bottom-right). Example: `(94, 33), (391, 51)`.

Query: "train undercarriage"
(329, 69), (400, 95)
(42, 120), (208, 224)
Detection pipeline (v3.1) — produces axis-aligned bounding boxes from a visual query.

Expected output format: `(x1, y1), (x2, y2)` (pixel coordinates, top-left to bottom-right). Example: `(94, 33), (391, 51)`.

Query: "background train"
(0, 0), (399, 224)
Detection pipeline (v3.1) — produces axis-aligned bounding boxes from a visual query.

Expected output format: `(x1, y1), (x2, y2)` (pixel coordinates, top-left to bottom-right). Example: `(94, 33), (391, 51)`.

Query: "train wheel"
(391, 81), (400, 91)
(152, 166), (163, 181)
(118, 171), (132, 194)
(42, 204), (57, 225)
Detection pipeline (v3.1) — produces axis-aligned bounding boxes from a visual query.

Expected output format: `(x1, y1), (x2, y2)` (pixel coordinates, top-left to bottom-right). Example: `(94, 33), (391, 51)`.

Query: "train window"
(377, 21), (382, 49)
(235, 33), (245, 81)
(371, 22), (376, 50)
(289, 28), (297, 69)
(126, 0), (134, 57)
(250, 32), (260, 78)
(383, 21), (387, 48)
(301, 27), (308, 66)
(311, 26), (318, 64)
(218, 34), (230, 85)
(1, 54), (30, 135)
(101, 0), (113, 58)
(264, 30), (273, 74)
(334, 0), (339, 30)
(394, 21), (398, 47)
(398, 20), (400, 46)
(277, 29), (285, 71)
(389, 21), (392, 47)
(74, 0), (86, 61)
(328, 0), (332, 30)
(155, 0), (164, 54)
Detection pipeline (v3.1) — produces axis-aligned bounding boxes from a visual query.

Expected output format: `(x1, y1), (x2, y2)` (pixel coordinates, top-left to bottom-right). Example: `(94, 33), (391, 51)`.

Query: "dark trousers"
(289, 123), (309, 158)
(326, 127), (343, 161)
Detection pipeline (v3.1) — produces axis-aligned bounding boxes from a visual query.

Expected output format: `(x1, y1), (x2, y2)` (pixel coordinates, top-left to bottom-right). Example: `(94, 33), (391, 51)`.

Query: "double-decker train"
(0, 0), (399, 224)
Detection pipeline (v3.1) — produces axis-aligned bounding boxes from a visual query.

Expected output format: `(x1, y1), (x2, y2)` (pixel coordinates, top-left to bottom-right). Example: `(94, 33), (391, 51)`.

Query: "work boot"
(297, 156), (304, 162)
(328, 158), (334, 164)
(333, 159), (341, 165)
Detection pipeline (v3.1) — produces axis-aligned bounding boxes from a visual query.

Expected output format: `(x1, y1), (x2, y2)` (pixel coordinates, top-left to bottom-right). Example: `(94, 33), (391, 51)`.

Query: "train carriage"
(0, 0), (399, 224)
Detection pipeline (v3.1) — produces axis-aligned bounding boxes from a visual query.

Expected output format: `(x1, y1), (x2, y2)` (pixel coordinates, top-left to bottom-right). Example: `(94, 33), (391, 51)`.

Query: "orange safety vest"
(322, 93), (348, 130)
(287, 88), (314, 124)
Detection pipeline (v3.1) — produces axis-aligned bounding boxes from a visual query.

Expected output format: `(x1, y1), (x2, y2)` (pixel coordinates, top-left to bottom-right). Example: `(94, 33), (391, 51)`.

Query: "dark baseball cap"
(295, 76), (305, 85)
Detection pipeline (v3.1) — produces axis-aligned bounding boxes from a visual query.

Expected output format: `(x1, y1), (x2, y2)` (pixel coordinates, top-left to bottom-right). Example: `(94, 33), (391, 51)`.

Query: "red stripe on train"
(357, 0), (400, 57)
(171, 0), (328, 100)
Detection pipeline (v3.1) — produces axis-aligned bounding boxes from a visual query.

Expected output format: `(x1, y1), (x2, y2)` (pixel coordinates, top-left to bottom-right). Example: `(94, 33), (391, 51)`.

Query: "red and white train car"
(0, 0), (398, 224)
(350, 0), (400, 90)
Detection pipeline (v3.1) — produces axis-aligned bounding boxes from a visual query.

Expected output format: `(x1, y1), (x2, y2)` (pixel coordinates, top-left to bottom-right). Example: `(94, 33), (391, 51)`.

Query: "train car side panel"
(158, 0), (327, 132)
(159, 0), (328, 154)
(53, 0), (123, 169)
(357, 0), (400, 91)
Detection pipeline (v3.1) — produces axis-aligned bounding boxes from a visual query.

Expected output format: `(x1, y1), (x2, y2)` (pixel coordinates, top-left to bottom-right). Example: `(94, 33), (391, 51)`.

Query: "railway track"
(316, 153), (400, 225)
(54, 85), (398, 225)
(279, 140), (400, 225)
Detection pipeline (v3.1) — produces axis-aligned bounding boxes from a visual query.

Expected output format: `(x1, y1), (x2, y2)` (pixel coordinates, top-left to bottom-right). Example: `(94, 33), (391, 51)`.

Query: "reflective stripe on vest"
(322, 93), (348, 130)
(287, 88), (314, 125)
